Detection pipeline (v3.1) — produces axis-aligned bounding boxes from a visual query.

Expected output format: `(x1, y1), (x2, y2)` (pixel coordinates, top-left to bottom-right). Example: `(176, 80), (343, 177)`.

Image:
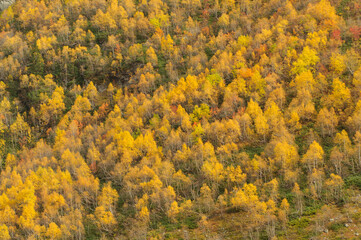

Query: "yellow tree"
(325, 174), (343, 201)
(230, 183), (268, 236)
(218, 14), (230, 29)
(93, 206), (117, 233)
(98, 182), (119, 214)
(10, 113), (30, 146)
(306, 0), (339, 30)
(278, 198), (290, 230)
(331, 130), (352, 175)
(197, 184), (214, 213)
(0, 225), (10, 240)
(202, 157), (224, 186)
(92, 10), (117, 33)
(329, 78), (351, 111)
(45, 222), (62, 240)
(254, 114), (269, 142)
(316, 108), (338, 137)
(288, 88), (316, 121)
(330, 53), (346, 75)
(273, 141), (299, 176)
(290, 70), (316, 93)
(181, 0), (201, 16)
(248, 70), (266, 99)
(291, 46), (319, 75)
(39, 87), (66, 125)
(146, 47), (158, 67)
(309, 168), (324, 199)
(167, 201), (180, 222)
(264, 101), (283, 132)
(0, 97), (12, 126)
(18, 180), (37, 234)
(83, 81), (98, 107)
(302, 141), (324, 173)
(225, 165), (246, 188)
(92, 182), (119, 233)
(347, 100), (361, 134)
(330, 148), (345, 177)
(287, 110), (302, 132)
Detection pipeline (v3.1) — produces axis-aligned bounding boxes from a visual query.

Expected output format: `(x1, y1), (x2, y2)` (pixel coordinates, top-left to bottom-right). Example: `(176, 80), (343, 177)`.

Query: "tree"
(225, 165), (246, 188)
(167, 201), (180, 222)
(332, 130), (353, 173)
(0, 97), (11, 126)
(202, 157), (224, 185)
(128, 43), (143, 62)
(287, 110), (302, 132)
(121, 0), (136, 15)
(309, 168), (324, 199)
(36, 35), (57, 53)
(197, 184), (214, 213)
(146, 47), (158, 67)
(278, 198), (290, 230)
(254, 113), (269, 142)
(306, 0), (339, 29)
(160, 35), (174, 58)
(29, 48), (45, 76)
(230, 183), (269, 237)
(306, 30), (327, 50)
(39, 87), (66, 125)
(218, 14), (230, 29)
(45, 222), (62, 240)
(248, 70), (266, 98)
(290, 70), (316, 93)
(316, 108), (338, 137)
(92, 9), (117, 33)
(239, 113), (252, 140)
(72, 96), (92, 115)
(288, 88), (316, 120)
(93, 205), (117, 233)
(302, 141), (324, 173)
(329, 78), (351, 111)
(18, 180), (37, 234)
(329, 148), (345, 177)
(181, 0), (201, 16)
(264, 101), (283, 131)
(291, 46), (319, 75)
(83, 81), (98, 107)
(98, 182), (119, 214)
(330, 53), (346, 75)
(273, 141), (299, 175)
(325, 174), (343, 201)
(10, 113), (30, 146)
(0, 225), (10, 240)
(353, 67), (361, 91)
(246, 99), (262, 119)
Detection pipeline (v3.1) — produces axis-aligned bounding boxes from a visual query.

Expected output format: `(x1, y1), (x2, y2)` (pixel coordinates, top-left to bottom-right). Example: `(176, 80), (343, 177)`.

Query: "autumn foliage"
(0, 0), (360, 239)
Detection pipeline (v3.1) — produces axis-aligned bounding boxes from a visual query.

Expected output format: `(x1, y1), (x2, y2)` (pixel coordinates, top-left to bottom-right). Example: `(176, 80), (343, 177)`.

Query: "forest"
(0, 0), (360, 239)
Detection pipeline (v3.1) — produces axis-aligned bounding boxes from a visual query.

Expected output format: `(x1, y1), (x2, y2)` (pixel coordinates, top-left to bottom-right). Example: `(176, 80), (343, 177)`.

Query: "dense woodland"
(0, 0), (360, 239)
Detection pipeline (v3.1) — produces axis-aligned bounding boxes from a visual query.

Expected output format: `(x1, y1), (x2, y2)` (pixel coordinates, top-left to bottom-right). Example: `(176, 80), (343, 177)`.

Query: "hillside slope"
(0, 0), (360, 239)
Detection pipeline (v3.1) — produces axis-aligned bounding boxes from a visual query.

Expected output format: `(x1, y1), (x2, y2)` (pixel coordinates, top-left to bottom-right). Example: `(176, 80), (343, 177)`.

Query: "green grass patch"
(183, 215), (198, 229)
(289, 217), (310, 229)
(345, 175), (361, 190)
(329, 223), (344, 232)
(243, 145), (264, 159)
(84, 218), (102, 240)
